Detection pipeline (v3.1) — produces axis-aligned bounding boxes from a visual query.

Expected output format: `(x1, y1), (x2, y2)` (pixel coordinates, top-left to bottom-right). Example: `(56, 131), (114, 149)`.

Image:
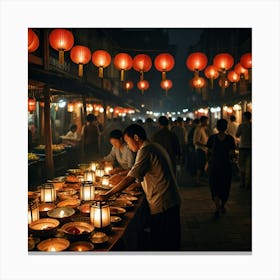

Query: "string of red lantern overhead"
(92, 50), (111, 78)
(154, 53), (175, 81)
(70, 45), (91, 77)
(28, 29), (39, 53)
(204, 65), (219, 89)
(133, 54), (152, 81)
(49, 29), (74, 64)
(137, 80), (149, 94)
(186, 52), (208, 78)
(123, 81), (134, 93)
(160, 79), (173, 96)
(114, 53), (133, 81)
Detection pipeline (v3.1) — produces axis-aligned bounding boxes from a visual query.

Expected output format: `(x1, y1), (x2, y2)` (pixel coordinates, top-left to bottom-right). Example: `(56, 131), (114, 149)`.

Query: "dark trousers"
(150, 204), (181, 251)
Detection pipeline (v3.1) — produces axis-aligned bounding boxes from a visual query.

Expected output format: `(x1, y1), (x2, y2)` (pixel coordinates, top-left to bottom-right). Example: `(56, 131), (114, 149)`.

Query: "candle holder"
(83, 169), (95, 183)
(28, 200), (40, 224)
(104, 162), (113, 175)
(40, 183), (56, 203)
(90, 201), (111, 232)
(89, 161), (99, 172)
(101, 175), (110, 188)
(80, 181), (95, 201)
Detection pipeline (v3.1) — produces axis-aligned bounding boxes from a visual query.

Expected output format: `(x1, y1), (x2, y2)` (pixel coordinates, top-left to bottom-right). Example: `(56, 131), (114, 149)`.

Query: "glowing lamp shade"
(186, 52), (208, 77)
(123, 81), (134, 93)
(40, 183), (56, 203)
(191, 77), (205, 89)
(70, 45), (91, 77)
(92, 50), (111, 78)
(28, 29), (39, 53)
(133, 54), (152, 80)
(137, 80), (149, 94)
(234, 63), (249, 79)
(28, 201), (40, 224)
(95, 168), (105, 178)
(90, 201), (111, 230)
(204, 65), (219, 89)
(28, 97), (36, 113)
(89, 162), (99, 172)
(160, 79), (173, 95)
(83, 170), (95, 183)
(213, 53), (234, 72)
(67, 102), (74, 112)
(101, 175), (110, 187)
(113, 53), (133, 81)
(227, 70), (240, 92)
(154, 53), (175, 81)
(80, 182), (95, 201)
(104, 162), (113, 175)
(219, 79), (230, 88)
(240, 53), (252, 69)
(49, 29), (74, 64)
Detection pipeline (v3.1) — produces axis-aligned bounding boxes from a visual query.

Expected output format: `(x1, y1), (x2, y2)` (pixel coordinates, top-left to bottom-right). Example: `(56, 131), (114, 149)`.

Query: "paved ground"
(177, 170), (252, 252)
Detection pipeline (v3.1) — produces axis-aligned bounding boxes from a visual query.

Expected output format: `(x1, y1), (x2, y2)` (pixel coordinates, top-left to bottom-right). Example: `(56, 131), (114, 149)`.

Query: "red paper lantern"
(204, 65), (219, 89)
(133, 54), (152, 80)
(137, 80), (149, 94)
(114, 53), (133, 81)
(240, 53), (252, 69)
(227, 70), (240, 92)
(234, 63), (249, 79)
(191, 77), (205, 89)
(227, 70), (240, 83)
(186, 52), (208, 77)
(160, 79), (173, 95)
(123, 81), (134, 92)
(218, 79), (230, 88)
(70, 45), (91, 77)
(28, 97), (36, 112)
(49, 29), (74, 64)
(213, 53), (234, 72)
(28, 29), (39, 53)
(154, 53), (175, 80)
(92, 50), (111, 78)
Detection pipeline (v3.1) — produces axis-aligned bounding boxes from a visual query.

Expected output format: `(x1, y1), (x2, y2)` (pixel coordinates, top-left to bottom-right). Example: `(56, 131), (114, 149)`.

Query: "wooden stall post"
(44, 86), (54, 178)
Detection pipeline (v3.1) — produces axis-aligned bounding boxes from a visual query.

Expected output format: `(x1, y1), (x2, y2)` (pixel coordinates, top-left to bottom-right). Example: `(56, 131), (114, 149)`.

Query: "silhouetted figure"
(206, 119), (236, 217)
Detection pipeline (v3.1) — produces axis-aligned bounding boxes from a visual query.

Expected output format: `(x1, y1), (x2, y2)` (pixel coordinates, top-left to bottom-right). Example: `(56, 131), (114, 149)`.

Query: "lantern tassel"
(78, 64), (83, 77)
(210, 78), (214, 89)
(99, 67), (104, 79)
(140, 71), (144, 81)
(121, 70), (125, 81)
(194, 70), (199, 79)
(59, 50), (64, 64)
(162, 71), (166, 81)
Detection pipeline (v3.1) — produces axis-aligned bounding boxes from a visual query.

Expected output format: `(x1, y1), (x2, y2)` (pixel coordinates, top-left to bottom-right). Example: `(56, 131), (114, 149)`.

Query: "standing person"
(206, 119), (236, 217)
(152, 116), (181, 173)
(226, 115), (239, 145)
(103, 129), (135, 174)
(236, 111), (252, 189)
(187, 118), (200, 176)
(144, 117), (158, 140)
(97, 124), (181, 251)
(81, 114), (100, 162)
(193, 116), (209, 185)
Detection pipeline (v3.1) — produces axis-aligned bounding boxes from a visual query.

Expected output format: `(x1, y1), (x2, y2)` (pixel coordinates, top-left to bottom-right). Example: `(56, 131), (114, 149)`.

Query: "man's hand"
(94, 194), (108, 201)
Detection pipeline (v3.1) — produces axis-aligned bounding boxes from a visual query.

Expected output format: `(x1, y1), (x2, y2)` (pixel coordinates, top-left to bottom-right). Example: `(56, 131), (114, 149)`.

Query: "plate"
(57, 199), (80, 208)
(67, 169), (82, 175)
(109, 199), (134, 209)
(109, 206), (126, 216)
(118, 194), (138, 201)
(78, 203), (92, 214)
(47, 207), (75, 219)
(110, 216), (122, 224)
(90, 232), (109, 244)
(37, 238), (69, 252)
(69, 241), (94, 252)
(60, 221), (94, 237)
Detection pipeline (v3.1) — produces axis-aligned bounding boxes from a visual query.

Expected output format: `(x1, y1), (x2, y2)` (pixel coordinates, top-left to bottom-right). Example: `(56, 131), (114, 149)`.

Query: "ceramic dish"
(57, 199), (80, 208)
(47, 207), (75, 219)
(110, 216), (122, 225)
(109, 206), (126, 216)
(90, 232), (109, 244)
(37, 238), (70, 252)
(69, 241), (94, 251)
(60, 221), (94, 240)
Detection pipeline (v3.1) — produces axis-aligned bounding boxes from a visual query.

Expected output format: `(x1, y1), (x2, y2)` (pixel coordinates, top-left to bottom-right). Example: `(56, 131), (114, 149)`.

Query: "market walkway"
(177, 170), (252, 252)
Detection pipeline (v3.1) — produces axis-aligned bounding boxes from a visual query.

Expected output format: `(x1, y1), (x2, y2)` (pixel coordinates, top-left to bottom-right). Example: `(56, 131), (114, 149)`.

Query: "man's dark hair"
(86, 114), (97, 123)
(109, 129), (123, 140)
(200, 116), (208, 123)
(230, 115), (236, 122)
(158, 116), (169, 127)
(243, 111), (252, 121)
(145, 117), (153, 123)
(123, 124), (147, 140)
(70, 124), (77, 131)
(177, 116), (183, 123)
(216, 118), (228, 132)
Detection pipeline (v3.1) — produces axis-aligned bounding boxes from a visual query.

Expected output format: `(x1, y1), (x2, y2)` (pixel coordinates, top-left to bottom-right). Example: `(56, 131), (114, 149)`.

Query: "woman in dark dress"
(206, 118), (236, 217)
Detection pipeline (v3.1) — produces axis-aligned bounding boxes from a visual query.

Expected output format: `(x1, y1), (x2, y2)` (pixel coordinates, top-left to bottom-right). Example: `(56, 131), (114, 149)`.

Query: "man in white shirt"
(98, 124), (181, 251)
(226, 115), (239, 145)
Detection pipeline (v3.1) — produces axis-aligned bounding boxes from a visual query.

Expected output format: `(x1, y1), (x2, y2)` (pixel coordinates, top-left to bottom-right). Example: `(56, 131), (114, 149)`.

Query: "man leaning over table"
(96, 123), (181, 251)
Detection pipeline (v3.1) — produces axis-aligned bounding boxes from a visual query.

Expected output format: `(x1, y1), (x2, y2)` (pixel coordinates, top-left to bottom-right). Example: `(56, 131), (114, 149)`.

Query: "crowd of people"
(49, 111), (252, 251)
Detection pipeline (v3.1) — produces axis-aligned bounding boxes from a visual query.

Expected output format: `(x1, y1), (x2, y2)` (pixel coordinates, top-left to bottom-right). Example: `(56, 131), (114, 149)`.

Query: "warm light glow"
(83, 170), (95, 183)
(90, 202), (110, 229)
(67, 102), (74, 112)
(213, 53), (234, 71)
(186, 52), (208, 72)
(89, 162), (99, 172)
(28, 201), (40, 224)
(95, 168), (105, 178)
(80, 182), (95, 201)
(40, 184), (56, 203)
(101, 175), (110, 187)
